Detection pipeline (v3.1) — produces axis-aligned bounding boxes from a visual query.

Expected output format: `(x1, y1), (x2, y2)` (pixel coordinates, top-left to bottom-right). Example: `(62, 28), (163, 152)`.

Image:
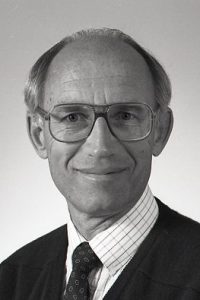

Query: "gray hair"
(24, 28), (172, 113)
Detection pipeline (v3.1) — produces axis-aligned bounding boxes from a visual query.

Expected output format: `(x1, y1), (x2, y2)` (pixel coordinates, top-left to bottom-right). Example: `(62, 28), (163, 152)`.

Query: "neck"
(67, 205), (133, 240)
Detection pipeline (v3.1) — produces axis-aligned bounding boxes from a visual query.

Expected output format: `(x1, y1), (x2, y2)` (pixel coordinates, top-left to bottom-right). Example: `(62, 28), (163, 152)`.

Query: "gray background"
(0, 0), (200, 262)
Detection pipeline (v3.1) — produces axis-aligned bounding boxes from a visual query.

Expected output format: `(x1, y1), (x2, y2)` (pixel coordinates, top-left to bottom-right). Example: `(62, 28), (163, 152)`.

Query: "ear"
(153, 107), (173, 156)
(26, 111), (48, 159)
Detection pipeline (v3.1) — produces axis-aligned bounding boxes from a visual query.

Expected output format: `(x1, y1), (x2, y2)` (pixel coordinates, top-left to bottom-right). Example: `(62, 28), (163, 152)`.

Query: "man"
(0, 28), (200, 300)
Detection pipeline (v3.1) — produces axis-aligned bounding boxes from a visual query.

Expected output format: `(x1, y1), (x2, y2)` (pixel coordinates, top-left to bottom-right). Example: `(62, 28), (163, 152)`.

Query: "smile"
(76, 167), (127, 174)
(75, 167), (128, 180)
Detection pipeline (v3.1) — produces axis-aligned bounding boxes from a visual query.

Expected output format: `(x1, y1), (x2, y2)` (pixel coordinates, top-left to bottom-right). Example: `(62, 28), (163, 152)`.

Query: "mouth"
(75, 167), (128, 177)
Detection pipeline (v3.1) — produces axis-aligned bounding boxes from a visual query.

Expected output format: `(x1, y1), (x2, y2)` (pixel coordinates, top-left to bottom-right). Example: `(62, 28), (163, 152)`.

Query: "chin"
(69, 188), (130, 216)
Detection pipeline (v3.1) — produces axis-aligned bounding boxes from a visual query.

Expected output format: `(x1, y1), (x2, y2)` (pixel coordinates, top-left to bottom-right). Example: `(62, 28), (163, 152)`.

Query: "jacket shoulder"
(148, 199), (200, 291)
(1, 224), (67, 268)
(157, 199), (200, 243)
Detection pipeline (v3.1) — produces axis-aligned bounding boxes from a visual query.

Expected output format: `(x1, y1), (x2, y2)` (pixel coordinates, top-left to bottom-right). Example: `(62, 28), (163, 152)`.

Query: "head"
(26, 28), (173, 220)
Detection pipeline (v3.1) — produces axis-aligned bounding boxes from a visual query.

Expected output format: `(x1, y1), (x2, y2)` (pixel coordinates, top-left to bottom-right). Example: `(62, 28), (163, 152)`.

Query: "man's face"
(42, 38), (156, 218)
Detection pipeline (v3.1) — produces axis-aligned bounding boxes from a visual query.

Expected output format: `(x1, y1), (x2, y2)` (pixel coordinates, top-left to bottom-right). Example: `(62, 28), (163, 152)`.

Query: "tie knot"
(72, 242), (101, 275)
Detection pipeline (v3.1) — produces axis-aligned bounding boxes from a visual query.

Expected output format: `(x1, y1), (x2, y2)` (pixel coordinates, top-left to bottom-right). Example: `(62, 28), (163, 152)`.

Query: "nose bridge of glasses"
(93, 104), (109, 114)
(88, 106), (115, 140)
(92, 105), (110, 125)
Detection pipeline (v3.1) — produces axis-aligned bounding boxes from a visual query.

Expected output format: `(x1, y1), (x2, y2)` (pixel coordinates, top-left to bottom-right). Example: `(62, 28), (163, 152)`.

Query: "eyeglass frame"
(35, 102), (157, 143)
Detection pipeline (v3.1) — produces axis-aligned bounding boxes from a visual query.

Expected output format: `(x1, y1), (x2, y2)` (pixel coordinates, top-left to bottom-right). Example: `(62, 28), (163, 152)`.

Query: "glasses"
(36, 103), (156, 143)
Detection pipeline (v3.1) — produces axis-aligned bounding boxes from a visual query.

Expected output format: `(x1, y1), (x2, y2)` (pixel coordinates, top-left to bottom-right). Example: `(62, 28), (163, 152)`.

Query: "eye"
(116, 112), (136, 120)
(119, 112), (133, 120)
(62, 113), (85, 122)
(67, 113), (79, 122)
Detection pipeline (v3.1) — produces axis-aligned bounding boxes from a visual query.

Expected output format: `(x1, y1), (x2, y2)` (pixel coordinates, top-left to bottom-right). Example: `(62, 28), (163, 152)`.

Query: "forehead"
(43, 37), (155, 109)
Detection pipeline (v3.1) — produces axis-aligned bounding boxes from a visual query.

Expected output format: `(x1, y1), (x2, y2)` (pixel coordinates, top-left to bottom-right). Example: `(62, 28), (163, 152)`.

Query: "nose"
(83, 117), (117, 158)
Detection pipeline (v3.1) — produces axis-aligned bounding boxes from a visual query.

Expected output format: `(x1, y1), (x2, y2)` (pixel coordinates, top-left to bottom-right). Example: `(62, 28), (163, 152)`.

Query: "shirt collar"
(67, 185), (158, 276)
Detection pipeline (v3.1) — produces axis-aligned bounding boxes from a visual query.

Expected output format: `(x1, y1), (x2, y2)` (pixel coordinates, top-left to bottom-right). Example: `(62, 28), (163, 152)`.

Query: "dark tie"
(64, 242), (102, 300)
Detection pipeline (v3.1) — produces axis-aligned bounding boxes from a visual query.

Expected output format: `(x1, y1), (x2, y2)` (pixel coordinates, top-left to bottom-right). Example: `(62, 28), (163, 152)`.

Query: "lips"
(75, 167), (128, 175)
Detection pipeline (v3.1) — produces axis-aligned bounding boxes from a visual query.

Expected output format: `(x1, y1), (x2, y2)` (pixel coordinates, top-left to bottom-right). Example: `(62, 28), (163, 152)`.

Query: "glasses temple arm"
(35, 107), (49, 120)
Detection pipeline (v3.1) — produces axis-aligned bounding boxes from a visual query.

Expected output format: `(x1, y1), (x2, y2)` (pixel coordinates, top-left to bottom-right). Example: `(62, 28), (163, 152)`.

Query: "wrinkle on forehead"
(46, 73), (153, 94)
(60, 75), (145, 89)
(62, 75), (134, 84)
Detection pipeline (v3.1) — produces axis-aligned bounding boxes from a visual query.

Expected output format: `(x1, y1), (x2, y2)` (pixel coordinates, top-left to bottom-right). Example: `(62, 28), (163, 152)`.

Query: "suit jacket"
(1, 199), (200, 300)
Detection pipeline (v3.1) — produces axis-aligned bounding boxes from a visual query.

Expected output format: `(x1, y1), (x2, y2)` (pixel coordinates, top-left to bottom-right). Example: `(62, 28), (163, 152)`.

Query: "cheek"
(45, 134), (82, 181)
(123, 139), (154, 190)
(44, 124), (79, 163)
(123, 138), (153, 166)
